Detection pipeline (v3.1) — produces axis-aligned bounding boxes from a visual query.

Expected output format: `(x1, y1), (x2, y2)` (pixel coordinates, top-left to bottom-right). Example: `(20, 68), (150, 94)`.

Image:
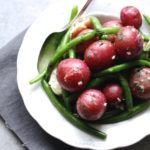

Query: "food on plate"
(129, 67), (150, 100)
(103, 83), (123, 104)
(84, 40), (116, 71)
(120, 6), (142, 29)
(30, 5), (150, 139)
(57, 58), (91, 92)
(77, 89), (107, 121)
(115, 26), (143, 60)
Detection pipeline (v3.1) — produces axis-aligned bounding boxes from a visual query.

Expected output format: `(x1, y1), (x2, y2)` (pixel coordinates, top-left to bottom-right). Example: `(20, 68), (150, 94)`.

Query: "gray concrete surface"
(0, 0), (49, 149)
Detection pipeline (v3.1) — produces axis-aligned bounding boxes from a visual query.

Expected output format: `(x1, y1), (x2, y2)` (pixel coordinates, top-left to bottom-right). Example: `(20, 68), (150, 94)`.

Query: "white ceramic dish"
(17, 0), (150, 149)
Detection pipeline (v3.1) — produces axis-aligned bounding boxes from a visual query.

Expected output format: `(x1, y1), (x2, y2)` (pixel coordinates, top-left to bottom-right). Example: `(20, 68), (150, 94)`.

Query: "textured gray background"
(0, 0), (49, 149)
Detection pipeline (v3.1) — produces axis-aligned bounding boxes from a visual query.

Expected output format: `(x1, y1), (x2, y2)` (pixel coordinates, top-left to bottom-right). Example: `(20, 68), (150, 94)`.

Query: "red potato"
(103, 20), (123, 27)
(115, 26), (143, 60)
(76, 89), (107, 121)
(103, 83), (123, 104)
(129, 67), (150, 100)
(76, 29), (98, 54)
(57, 58), (91, 92)
(120, 6), (142, 29)
(84, 40), (116, 71)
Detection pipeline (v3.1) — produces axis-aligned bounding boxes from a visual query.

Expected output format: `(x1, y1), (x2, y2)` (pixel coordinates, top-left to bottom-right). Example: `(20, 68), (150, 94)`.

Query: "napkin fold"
(0, 30), (150, 150)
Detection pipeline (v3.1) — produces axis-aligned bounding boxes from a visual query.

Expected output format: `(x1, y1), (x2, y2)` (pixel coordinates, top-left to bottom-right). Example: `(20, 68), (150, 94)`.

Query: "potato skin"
(76, 89), (107, 121)
(120, 6), (142, 29)
(57, 58), (91, 92)
(129, 67), (150, 100)
(84, 40), (116, 71)
(103, 83), (123, 104)
(115, 26), (143, 60)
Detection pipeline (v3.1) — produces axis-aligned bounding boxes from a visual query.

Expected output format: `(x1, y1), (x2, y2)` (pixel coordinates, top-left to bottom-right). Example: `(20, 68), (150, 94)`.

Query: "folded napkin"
(0, 30), (150, 150)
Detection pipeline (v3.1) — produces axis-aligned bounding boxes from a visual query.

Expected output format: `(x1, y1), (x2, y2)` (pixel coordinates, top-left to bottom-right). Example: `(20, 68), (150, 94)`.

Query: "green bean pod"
(42, 80), (107, 139)
(93, 59), (150, 78)
(69, 5), (78, 22)
(98, 101), (149, 124)
(29, 69), (47, 84)
(119, 74), (133, 110)
(143, 14), (150, 26)
(140, 30), (150, 41)
(86, 75), (114, 89)
(92, 109), (123, 124)
(140, 52), (150, 60)
(97, 27), (120, 35)
(144, 40), (150, 51)
(69, 49), (76, 58)
(61, 88), (72, 111)
(100, 35), (109, 40)
(91, 16), (102, 31)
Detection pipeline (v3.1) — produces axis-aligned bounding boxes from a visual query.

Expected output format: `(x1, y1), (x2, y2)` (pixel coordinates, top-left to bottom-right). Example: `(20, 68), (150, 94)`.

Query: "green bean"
(65, 92), (80, 105)
(93, 59), (150, 77)
(100, 34), (116, 42)
(140, 51), (150, 60)
(61, 88), (72, 111)
(101, 34), (109, 40)
(91, 16), (102, 31)
(86, 75), (114, 89)
(144, 40), (150, 51)
(69, 5), (78, 22)
(57, 30), (71, 51)
(68, 6), (78, 57)
(29, 69), (47, 84)
(57, 5), (78, 50)
(93, 109), (123, 123)
(42, 79), (107, 139)
(143, 14), (150, 26)
(119, 74), (133, 110)
(97, 27), (120, 35)
(86, 78), (106, 89)
(98, 101), (149, 124)
(69, 49), (76, 58)
(91, 18), (120, 36)
(140, 30), (150, 41)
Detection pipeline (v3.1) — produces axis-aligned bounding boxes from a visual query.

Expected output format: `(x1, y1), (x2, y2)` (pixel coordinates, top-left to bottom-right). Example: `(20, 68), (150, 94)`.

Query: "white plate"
(17, 0), (150, 149)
